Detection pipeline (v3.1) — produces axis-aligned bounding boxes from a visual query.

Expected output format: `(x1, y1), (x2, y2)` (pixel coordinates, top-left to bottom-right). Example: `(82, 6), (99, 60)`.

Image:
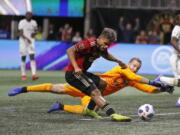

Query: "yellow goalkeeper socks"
(64, 105), (84, 114)
(27, 83), (52, 92)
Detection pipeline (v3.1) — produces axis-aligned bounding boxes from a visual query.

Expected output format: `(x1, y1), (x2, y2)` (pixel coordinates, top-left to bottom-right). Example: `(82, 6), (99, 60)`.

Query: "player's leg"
(8, 83), (53, 96)
(48, 103), (87, 114)
(19, 42), (27, 80)
(83, 73), (131, 121)
(158, 76), (180, 86)
(170, 53), (180, 107)
(88, 89), (131, 121)
(48, 96), (90, 114)
(8, 83), (84, 97)
(65, 71), (131, 121)
(65, 96), (91, 114)
(65, 71), (103, 119)
(29, 53), (39, 80)
(8, 83), (65, 96)
(58, 83), (86, 97)
(21, 56), (27, 80)
(176, 97), (180, 107)
(64, 105), (86, 114)
(28, 42), (39, 80)
(169, 53), (180, 85)
(86, 78), (131, 121)
(170, 54), (180, 78)
(48, 102), (64, 113)
(154, 54), (180, 86)
(85, 72), (107, 112)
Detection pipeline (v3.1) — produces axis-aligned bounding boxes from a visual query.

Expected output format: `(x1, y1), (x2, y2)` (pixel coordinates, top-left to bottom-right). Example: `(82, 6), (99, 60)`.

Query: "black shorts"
(65, 71), (101, 95)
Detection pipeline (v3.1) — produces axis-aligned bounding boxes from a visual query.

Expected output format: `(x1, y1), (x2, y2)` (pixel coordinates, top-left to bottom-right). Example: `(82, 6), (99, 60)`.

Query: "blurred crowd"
(45, 23), (96, 43)
(118, 16), (161, 44)
(0, 12), (175, 45)
(0, 22), (96, 43)
(117, 13), (174, 45)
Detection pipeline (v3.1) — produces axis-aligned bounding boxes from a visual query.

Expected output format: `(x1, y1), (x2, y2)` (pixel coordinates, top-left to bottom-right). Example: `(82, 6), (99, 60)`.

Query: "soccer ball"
(138, 104), (155, 121)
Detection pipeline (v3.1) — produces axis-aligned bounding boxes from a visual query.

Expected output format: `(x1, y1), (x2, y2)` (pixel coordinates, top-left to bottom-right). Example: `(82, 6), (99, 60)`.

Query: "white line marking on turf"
(155, 112), (180, 116)
(129, 112), (180, 117)
(79, 112), (180, 121)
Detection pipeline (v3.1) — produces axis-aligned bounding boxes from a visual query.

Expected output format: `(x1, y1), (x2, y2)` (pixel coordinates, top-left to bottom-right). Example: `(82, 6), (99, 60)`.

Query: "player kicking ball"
(47, 60), (174, 116)
(10, 28), (131, 121)
(8, 58), (173, 120)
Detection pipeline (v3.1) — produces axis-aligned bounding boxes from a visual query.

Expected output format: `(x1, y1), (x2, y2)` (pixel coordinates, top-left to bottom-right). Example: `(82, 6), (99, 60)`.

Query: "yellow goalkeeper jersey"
(64, 66), (158, 97)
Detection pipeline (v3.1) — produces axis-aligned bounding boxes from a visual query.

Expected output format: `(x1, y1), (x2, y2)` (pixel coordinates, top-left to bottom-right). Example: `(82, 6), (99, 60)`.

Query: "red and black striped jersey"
(65, 38), (108, 71)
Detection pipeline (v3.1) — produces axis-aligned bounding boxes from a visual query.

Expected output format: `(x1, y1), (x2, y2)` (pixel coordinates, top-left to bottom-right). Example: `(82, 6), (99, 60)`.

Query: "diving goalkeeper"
(8, 57), (173, 119)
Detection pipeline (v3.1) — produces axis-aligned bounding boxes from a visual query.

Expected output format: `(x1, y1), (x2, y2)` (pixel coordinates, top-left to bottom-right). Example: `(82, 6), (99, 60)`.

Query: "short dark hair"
(129, 57), (142, 65)
(99, 28), (117, 42)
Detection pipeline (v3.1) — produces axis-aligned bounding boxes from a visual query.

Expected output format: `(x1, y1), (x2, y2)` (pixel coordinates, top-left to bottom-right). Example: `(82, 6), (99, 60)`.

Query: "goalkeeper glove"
(160, 85), (174, 94)
(149, 80), (165, 87)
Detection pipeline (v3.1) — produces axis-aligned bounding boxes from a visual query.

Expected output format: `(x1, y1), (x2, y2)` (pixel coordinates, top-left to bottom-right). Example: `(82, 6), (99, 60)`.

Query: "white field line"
(79, 112), (180, 121)
(130, 112), (180, 117)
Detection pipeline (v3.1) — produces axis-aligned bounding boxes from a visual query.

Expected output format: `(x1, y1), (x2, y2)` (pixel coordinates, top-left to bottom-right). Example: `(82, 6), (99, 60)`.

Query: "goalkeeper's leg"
(8, 83), (54, 96)
(48, 102), (86, 114)
(8, 83), (70, 96)
(48, 96), (91, 115)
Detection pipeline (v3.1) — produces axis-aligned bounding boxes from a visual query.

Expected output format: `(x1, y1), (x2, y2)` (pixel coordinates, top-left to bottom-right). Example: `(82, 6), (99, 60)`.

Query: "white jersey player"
(156, 14), (180, 107)
(18, 12), (39, 80)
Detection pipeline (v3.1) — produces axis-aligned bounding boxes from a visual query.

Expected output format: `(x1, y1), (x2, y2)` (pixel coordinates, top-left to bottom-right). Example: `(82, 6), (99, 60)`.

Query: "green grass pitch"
(0, 69), (180, 135)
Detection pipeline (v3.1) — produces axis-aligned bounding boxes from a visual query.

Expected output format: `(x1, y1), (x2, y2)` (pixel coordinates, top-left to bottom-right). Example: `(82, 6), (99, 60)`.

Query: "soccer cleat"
(32, 75), (39, 80)
(110, 114), (131, 122)
(47, 102), (63, 113)
(84, 108), (102, 119)
(21, 75), (27, 81)
(176, 97), (180, 107)
(8, 88), (25, 96)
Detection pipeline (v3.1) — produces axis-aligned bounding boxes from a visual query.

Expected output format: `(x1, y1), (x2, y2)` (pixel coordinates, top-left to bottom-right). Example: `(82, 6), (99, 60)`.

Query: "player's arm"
(19, 29), (31, 44)
(121, 68), (163, 87)
(18, 21), (31, 43)
(19, 29), (27, 39)
(121, 68), (148, 83)
(130, 81), (174, 94)
(18, 20), (31, 43)
(31, 30), (38, 38)
(130, 81), (160, 93)
(67, 45), (82, 75)
(31, 21), (38, 38)
(101, 53), (127, 69)
(67, 41), (89, 75)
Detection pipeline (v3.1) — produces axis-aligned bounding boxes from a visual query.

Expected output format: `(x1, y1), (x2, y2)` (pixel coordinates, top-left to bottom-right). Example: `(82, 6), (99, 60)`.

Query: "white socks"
(160, 76), (178, 86)
(30, 60), (37, 75)
(21, 61), (26, 76)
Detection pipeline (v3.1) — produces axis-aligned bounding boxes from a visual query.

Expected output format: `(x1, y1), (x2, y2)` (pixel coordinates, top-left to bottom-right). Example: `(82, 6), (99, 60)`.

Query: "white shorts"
(170, 53), (180, 78)
(19, 39), (35, 56)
